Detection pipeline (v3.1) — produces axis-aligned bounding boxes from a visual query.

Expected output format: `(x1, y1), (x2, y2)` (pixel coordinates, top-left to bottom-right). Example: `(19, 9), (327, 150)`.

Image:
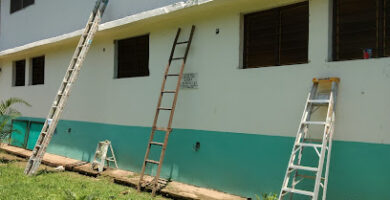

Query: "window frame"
(242, 1), (309, 69)
(114, 34), (150, 79)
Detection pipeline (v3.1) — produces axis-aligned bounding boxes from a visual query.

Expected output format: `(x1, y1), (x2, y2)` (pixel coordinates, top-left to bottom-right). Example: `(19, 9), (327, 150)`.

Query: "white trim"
(0, 0), (213, 58)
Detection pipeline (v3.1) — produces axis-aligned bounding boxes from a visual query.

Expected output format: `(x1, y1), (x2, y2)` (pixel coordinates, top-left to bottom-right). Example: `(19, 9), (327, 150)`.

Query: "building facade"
(0, 0), (389, 199)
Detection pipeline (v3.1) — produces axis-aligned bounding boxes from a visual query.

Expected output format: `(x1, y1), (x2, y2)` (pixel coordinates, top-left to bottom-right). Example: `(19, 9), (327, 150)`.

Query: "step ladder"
(91, 140), (118, 172)
(137, 26), (196, 196)
(24, 0), (109, 176)
(279, 77), (340, 200)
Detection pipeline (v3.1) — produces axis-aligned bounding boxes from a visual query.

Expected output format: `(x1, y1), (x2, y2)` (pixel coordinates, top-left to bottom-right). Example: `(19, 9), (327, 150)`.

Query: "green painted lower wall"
(15, 117), (390, 199)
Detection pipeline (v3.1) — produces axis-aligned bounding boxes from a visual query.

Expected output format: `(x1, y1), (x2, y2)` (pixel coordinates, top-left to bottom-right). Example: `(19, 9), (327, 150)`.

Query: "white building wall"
(0, 0), (389, 145)
(0, 0), (185, 51)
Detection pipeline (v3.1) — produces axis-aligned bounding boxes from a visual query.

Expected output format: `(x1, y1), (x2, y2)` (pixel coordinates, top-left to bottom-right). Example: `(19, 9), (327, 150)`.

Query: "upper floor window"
(115, 35), (150, 78)
(11, 0), (34, 14)
(13, 60), (25, 87)
(31, 56), (45, 85)
(333, 0), (390, 61)
(243, 2), (309, 68)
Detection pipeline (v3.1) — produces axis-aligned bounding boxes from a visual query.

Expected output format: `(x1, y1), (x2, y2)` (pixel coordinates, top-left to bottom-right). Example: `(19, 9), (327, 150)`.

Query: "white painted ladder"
(91, 140), (118, 172)
(279, 77), (340, 200)
(24, 0), (109, 175)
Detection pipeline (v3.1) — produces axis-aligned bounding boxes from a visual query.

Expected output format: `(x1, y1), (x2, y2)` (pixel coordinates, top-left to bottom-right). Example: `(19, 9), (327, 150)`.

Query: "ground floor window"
(31, 56), (45, 85)
(13, 60), (26, 87)
(333, 0), (390, 61)
(115, 35), (150, 78)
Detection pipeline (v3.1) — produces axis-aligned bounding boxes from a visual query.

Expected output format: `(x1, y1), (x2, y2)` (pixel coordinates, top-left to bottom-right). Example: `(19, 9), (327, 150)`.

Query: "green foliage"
(0, 98), (31, 141)
(256, 193), (278, 200)
(0, 162), (167, 200)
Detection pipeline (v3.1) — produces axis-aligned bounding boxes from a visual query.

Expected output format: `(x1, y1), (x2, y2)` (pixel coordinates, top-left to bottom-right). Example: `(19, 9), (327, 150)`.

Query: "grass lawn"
(0, 159), (169, 200)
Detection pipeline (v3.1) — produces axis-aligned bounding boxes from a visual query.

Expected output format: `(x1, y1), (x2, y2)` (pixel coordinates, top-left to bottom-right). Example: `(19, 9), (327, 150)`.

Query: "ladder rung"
(304, 138), (323, 143)
(154, 127), (169, 131)
(308, 99), (330, 104)
(296, 143), (322, 148)
(166, 74), (180, 77)
(159, 107), (172, 111)
(302, 121), (327, 125)
(150, 142), (164, 146)
(282, 187), (314, 197)
(176, 41), (189, 44)
(171, 57), (184, 60)
(289, 165), (318, 172)
(297, 174), (326, 180)
(162, 90), (176, 94)
(146, 160), (160, 164)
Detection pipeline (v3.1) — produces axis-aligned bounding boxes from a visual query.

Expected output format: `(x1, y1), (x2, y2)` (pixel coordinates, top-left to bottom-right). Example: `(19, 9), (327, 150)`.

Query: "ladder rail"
(24, 0), (108, 175)
(313, 87), (335, 199)
(167, 26), (195, 128)
(151, 26), (195, 196)
(291, 83), (318, 196)
(137, 26), (196, 196)
(137, 28), (181, 187)
(280, 83), (318, 198)
(322, 112), (335, 200)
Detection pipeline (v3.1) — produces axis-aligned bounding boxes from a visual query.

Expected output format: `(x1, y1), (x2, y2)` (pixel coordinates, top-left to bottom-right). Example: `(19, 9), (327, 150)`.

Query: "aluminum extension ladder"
(279, 77), (340, 200)
(24, 0), (109, 175)
(137, 26), (196, 196)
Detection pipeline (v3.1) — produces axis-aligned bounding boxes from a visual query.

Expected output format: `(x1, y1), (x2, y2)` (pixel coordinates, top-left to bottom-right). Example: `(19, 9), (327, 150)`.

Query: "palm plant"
(0, 98), (31, 141)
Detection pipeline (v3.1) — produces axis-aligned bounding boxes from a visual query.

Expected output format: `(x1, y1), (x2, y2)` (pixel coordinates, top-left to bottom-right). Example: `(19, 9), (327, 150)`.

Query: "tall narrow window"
(116, 35), (150, 78)
(13, 60), (26, 86)
(31, 56), (45, 85)
(10, 0), (34, 14)
(333, 0), (390, 60)
(243, 2), (309, 68)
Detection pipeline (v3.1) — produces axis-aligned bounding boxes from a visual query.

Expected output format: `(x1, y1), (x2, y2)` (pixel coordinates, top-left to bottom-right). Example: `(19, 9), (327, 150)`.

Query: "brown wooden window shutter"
(243, 2), (309, 68)
(333, 0), (390, 60)
(384, 0), (390, 56)
(117, 35), (150, 78)
(10, 0), (23, 13)
(32, 56), (45, 85)
(10, 0), (34, 14)
(14, 60), (26, 86)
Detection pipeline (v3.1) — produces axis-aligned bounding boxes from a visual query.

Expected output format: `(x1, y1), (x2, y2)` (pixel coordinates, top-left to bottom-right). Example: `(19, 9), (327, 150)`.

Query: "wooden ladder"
(24, 0), (109, 176)
(279, 77), (340, 200)
(137, 26), (196, 196)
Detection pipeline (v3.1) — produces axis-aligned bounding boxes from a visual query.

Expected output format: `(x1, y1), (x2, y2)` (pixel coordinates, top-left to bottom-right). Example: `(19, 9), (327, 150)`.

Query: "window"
(13, 60), (26, 86)
(10, 0), (34, 14)
(243, 2), (309, 68)
(31, 56), (44, 85)
(116, 35), (150, 78)
(333, 0), (390, 61)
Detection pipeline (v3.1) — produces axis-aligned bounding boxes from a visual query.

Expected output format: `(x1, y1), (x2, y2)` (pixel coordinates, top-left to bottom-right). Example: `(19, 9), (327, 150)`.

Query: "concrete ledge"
(0, 144), (247, 200)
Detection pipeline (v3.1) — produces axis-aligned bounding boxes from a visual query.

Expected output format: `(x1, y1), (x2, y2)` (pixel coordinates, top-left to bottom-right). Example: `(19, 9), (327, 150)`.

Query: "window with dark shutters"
(14, 60), (26, 86)
(116, 35), (150, 78)
(10, 0), (34, 14)
(333, 0), (390, 60)
(243, 2), (309, 68)
(31, 56), (45, 85)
